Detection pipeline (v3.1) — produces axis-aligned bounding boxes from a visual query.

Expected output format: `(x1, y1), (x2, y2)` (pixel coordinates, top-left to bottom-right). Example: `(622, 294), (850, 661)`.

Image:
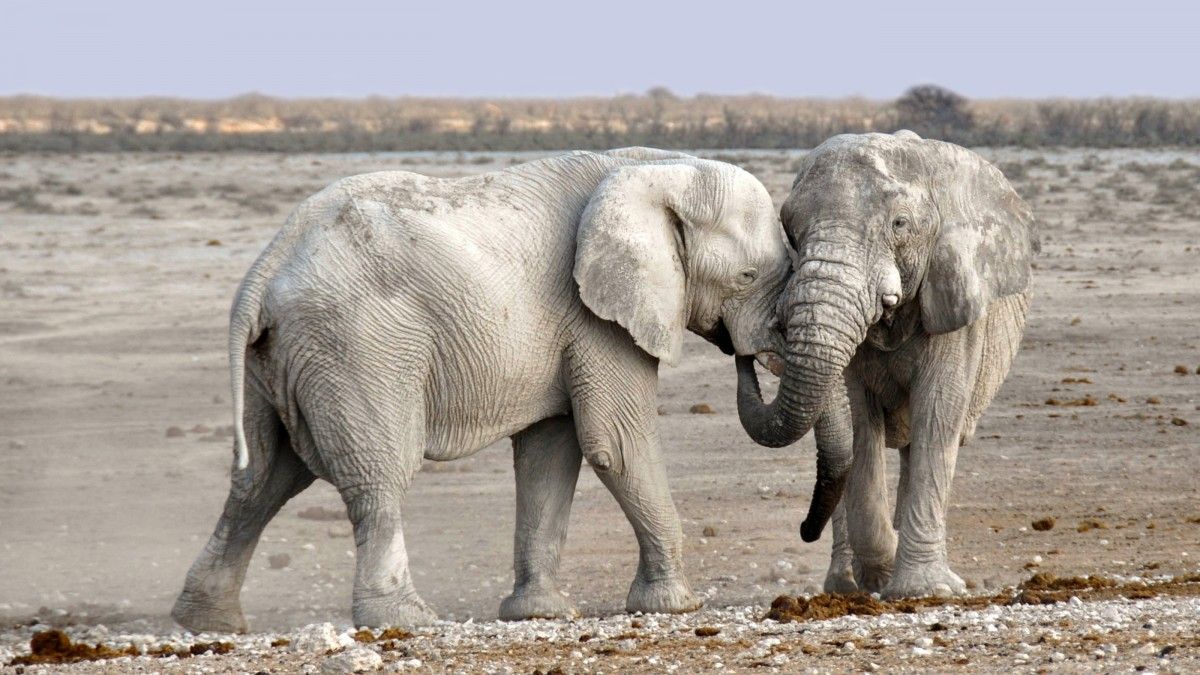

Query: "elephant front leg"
(500, 416), (583, 620)
(588, 439), (701, 615)
(844, 392), (897, 593)
(884, 364), (970, 598)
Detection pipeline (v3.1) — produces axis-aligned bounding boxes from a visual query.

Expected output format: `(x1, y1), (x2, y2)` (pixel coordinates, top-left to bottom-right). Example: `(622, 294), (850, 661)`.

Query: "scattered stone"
(1174, 365), (1189, 375)
(290, 623), (342, 653)
(702, 525), (718, 537)
(269, 553), (291, 569)
(1147, 396), (1163, 404)
(694, 626), (720, 637)
(321, 646), (382, 673)
(206, 239), (222, 246)
(190, 424), (212, 433)
(165, 426), (185, 438)
(689, 403), (716, 414)
(1171, 417), (1188, 426)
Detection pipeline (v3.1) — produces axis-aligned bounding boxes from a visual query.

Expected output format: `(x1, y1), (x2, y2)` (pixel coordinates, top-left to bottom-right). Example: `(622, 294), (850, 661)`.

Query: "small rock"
(191, 424), (212, 433)
(695, 626), (720, 637)
(912, 646), (933, 656)
(8, 439), (27, 450)
(291, 622), (342, 653)
(914, 637), (934, 648)
(1031, 517), (1055, 531)
(689, 403), (716, 414)
(1147, 396), (1163, 404)
(206, 239), (222, 247)
(1174, 365), (1189, 375)
(321, 646), (382, 673)
(269, 553), (292, 569)
(702, 525), (718, 537)
(1170, 417), (1188, 426)
(165, 426), (185, 438)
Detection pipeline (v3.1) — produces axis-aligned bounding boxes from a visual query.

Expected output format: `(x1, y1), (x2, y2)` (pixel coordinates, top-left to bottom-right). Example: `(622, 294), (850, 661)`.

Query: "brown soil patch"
(8, 629), (235, 666)
(1031, 517), (1056, 531)
(766, 593), (886, 622)
(765, 573), (1200, 624)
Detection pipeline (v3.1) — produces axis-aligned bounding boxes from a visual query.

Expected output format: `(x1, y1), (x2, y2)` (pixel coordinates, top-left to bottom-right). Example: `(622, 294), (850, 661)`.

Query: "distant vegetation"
(3, 86), (1200, 152)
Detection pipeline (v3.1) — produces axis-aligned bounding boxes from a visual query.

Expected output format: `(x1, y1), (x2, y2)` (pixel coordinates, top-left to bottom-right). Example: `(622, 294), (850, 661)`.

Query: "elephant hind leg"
(300, 380), (435, 629)
(173, 386), (315, 633)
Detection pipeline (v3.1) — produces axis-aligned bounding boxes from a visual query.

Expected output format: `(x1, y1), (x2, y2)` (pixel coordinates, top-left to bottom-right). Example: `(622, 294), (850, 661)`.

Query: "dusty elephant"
(737, 131), (1037, 598)
(172, 147), (794, 632)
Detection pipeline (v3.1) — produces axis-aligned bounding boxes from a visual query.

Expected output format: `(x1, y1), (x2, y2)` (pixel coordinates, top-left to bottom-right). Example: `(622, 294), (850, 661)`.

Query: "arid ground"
(1, 148), (1197, 672)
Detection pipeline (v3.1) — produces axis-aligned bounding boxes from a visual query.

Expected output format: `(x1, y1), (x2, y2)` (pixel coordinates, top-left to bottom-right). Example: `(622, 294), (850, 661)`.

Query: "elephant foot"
(852, 556), (894, 594)
(353, 592), (438, 629)
(882, 561), (966, 599)
(823, 559), (859, 594)
(626, 575), (702, 615)
(499, 584), (579, 621)
(171, 592), (248, 634)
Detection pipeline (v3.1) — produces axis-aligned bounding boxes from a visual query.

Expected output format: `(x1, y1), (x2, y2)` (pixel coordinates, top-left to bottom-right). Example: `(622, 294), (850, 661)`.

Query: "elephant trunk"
(736, 256), (874, 538)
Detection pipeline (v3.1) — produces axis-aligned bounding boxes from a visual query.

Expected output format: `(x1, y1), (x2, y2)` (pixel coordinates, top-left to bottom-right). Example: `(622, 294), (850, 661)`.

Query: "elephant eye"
(892, 216), (910, 229)
(739, 269), (759, 285)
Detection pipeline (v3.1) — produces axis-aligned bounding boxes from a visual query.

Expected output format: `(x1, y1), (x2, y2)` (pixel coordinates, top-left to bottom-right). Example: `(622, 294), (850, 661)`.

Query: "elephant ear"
(918, 142), (1038, 334)
(575, 163), (701, 366)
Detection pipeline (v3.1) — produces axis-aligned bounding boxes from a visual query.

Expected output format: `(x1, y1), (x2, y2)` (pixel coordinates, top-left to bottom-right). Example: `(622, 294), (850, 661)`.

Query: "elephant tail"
(228, 254), (275, 471)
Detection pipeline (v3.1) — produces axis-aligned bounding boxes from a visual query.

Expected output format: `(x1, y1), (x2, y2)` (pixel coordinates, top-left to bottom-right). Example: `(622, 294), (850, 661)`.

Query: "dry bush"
(3, 90), (1200, 151)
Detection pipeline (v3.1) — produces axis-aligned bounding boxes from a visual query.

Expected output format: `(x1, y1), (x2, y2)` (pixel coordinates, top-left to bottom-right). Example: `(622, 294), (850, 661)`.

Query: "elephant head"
(574, 155), (790, 368)
(736, 131), (1037, 537)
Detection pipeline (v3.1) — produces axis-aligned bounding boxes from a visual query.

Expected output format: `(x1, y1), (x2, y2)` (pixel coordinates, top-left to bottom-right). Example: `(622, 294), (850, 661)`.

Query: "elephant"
(736, 131), (1037, 598)
(171, 147), (794, 632)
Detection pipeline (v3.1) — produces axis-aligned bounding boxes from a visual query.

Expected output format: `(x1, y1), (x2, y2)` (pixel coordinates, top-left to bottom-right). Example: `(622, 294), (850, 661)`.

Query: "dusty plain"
(1, 148), (1198, 672)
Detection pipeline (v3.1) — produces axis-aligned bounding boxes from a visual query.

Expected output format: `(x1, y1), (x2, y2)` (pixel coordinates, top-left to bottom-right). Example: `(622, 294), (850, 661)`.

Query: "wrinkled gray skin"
(172, 148), (794, 632)
(738, 131), (1037, 598)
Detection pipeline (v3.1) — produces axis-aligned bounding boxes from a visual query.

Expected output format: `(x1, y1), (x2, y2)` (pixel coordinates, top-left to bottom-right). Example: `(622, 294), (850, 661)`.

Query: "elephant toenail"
(590, 451), (612, 471)
(881, 293), (899, 308)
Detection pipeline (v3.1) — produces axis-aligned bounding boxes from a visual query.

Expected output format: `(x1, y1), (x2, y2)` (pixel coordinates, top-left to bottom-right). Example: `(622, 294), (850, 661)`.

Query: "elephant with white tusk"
(172, 147), (794, 632)
(737, 131), (1038, 598)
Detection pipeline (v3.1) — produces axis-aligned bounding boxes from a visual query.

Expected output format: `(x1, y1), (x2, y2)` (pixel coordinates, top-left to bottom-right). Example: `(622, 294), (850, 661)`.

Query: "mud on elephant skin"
(172, 147), (793, 632)
(737, 131), (1038, 599)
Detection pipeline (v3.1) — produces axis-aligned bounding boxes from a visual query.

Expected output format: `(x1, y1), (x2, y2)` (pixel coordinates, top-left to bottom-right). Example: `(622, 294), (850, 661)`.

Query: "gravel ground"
(2, 578), (1197, 673)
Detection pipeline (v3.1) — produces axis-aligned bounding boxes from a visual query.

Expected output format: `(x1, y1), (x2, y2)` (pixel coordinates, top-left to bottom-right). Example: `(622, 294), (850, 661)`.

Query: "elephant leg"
(173, 386), (315, 633)
(589, 439), (701, 615)
(894, 445), (911, 530)
(499, 415), (583, 620)
(844, 389), (897, 593)
(304, 378), (435, 628)
(884, 348), (971, 599)
(822, 500), (858, 594)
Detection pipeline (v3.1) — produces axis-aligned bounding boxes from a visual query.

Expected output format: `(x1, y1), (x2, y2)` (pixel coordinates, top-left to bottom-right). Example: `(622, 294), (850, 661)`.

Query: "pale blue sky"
(2, 0), (1197, 99)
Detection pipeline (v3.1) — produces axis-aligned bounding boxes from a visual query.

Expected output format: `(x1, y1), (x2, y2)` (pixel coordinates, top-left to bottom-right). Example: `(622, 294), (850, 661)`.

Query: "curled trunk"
(736, 274), (871, 540)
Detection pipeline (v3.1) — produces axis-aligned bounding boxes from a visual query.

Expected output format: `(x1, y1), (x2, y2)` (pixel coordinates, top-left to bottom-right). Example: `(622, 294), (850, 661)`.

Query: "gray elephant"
(172, 148), (793, 632)
(737, 131), (1037, 598)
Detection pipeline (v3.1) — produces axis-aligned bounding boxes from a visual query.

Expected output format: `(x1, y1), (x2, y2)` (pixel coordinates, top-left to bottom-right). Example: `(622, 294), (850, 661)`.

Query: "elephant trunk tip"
(798, 519), (824, 543)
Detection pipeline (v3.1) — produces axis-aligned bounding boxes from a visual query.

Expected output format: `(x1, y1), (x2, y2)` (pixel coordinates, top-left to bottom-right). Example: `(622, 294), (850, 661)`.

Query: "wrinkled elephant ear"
(918, 142), (1039, 334)
(575, 163), (704, 365)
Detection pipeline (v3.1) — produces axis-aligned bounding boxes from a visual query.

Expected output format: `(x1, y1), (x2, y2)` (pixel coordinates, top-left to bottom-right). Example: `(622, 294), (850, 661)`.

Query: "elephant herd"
(172, 132), (1037, 633)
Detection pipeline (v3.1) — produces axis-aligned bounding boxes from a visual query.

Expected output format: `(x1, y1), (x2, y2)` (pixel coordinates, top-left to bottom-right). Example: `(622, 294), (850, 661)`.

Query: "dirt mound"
(8, 629), (234, 666)
(766, 593), (886, 623)
(765, 573), (1200, 623)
